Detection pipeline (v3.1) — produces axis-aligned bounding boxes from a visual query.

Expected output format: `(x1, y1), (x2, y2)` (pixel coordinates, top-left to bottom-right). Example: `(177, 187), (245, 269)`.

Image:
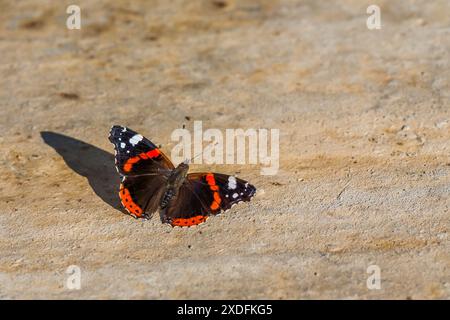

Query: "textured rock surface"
(0, 0), (449, 299)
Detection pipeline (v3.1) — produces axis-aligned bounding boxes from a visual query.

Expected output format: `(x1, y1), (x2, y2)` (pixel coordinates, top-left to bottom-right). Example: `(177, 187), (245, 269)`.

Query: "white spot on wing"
(228, 176), (237, 190)
(120, 142), (126, 149)
(129, 134), (143, 146)
(232, 193), (238, 199)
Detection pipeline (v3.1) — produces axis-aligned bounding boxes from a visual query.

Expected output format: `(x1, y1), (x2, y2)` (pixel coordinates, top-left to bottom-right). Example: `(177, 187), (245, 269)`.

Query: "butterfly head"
(167, 162), (189, 189)
(177, 161), (189, 172)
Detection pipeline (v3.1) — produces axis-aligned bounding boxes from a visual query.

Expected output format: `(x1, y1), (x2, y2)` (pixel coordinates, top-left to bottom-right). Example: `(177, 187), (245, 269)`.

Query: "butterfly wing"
(119, 175), (166, 219)
(109, 125), (173, 219)
(163, 172), (256, 227)
(109, 125), (174, 175)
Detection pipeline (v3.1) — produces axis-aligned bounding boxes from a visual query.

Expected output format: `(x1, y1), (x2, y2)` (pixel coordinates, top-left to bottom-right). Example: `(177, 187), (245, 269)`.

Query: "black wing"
(162, 172), (256, 227)
(119, 175), (166, 219)
(109, 125), (172, 219)
(109, 125), (174, 175)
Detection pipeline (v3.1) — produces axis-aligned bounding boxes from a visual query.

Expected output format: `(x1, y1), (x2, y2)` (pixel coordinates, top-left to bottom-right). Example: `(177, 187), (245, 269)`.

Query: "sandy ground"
(0, 0), (449, 299)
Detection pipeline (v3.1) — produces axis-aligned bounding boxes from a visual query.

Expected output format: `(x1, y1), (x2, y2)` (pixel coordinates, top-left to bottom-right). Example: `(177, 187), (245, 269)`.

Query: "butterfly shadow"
(41, 131), (125, 213)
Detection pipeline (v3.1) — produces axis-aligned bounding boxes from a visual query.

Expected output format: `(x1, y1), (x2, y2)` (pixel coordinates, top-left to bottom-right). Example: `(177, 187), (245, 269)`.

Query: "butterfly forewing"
(109, 125), (174, 176)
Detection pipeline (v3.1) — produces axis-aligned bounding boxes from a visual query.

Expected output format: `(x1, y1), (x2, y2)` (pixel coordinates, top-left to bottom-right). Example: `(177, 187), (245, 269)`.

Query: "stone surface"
(0, 0), (449, 299)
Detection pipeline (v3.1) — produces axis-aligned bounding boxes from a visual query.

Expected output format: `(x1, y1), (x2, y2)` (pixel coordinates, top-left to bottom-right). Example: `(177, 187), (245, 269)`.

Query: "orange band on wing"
(210, 201), (220, 210)
(205, 173), (221, 211)
(123, 149), (161, 172)
(171, 215), (208, 227)
(205, 173), (215, 185)
(146, 149), (160, 158)
(119, 184), (143, 216)
(123, 156), (140, 172)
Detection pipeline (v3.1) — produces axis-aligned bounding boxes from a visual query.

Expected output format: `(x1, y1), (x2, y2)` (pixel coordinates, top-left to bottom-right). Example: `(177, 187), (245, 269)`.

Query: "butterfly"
(108, 125), (256, 227)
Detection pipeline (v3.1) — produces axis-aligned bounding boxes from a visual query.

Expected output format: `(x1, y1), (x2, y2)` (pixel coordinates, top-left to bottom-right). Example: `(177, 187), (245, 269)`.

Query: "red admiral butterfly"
(109, 125), (256, 227)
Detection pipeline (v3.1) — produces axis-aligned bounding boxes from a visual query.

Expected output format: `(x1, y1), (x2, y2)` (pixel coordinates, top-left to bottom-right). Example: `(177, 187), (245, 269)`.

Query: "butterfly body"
(109, 125), (256, 227)
(160, 162), (188, 209)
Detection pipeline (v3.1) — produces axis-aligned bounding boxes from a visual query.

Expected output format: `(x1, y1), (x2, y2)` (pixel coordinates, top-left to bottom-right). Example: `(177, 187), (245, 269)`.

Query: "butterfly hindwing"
(163, 173), (256, 227)
(120, 175), (167, 219)
(161, 182), (210, 227)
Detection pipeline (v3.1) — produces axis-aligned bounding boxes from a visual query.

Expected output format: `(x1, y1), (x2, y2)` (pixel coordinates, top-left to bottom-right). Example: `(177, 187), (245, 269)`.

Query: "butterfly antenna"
(186, 141), (219, 164)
